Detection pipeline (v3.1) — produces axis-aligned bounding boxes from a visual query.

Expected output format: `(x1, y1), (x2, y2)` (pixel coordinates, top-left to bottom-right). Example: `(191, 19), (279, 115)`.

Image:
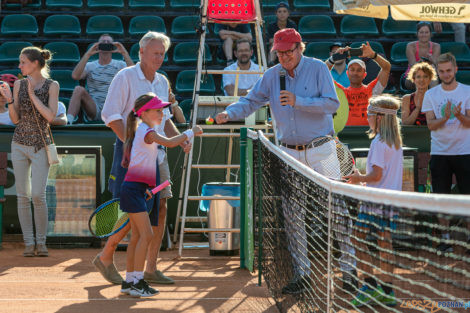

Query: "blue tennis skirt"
(120, 181), (160, 226)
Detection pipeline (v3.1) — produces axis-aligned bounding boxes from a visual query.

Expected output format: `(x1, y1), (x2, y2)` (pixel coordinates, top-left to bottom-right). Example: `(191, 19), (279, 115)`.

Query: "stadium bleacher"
(0, 0), (462, 123)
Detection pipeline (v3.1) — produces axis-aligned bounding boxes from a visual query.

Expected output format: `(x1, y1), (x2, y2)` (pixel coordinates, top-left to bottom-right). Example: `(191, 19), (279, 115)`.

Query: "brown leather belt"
(280, 141), (315, 151)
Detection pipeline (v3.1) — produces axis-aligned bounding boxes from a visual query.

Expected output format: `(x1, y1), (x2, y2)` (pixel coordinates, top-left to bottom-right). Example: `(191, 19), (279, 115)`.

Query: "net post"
(240, 128), (247, 269)
(257, 137), (263, 286)
(326, 186), (333, 312)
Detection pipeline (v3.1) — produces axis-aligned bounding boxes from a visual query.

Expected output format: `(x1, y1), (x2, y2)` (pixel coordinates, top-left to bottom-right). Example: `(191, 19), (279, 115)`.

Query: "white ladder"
(173, 0), (272, 257)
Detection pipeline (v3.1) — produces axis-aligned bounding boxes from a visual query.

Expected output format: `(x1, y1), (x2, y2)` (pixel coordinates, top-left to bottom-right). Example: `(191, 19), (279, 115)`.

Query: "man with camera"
(328, 42), (350, 87)
(66, 34), (133, 124)
(326, 42), (391, 126)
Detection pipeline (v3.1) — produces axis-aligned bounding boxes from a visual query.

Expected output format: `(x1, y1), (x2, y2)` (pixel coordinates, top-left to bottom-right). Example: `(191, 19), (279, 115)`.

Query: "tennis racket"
(305, 136), (355, 180)
(88, 180), (171, 238)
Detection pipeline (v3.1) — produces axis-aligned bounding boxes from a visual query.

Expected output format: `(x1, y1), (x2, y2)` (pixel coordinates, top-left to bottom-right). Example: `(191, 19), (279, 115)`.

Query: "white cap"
(348, 59), (366, 70)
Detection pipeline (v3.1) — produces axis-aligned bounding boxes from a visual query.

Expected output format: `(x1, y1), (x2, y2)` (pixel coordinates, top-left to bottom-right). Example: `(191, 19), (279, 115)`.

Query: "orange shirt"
(335, 78), (379, 126)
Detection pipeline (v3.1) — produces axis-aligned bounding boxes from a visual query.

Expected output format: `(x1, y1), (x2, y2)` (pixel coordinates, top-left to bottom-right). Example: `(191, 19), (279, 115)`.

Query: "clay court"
(0, 243), (279, 313)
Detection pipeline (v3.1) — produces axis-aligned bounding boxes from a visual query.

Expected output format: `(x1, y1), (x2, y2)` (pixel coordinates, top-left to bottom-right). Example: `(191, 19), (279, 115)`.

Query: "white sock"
(442, 233), (450, 240)
(66, 114), (74, 124)
(133, 271), (144, 284)
(125, 271), (134, 283)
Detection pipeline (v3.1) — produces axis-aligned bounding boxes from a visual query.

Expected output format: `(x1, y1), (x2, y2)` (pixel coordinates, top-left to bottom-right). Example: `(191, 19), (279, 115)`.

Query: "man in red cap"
(216, 28), (348, 295)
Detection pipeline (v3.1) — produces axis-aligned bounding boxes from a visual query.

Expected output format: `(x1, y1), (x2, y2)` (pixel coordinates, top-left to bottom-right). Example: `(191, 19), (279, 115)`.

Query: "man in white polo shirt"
(96, 32), (190, 287)
(222, 39), (260, 96)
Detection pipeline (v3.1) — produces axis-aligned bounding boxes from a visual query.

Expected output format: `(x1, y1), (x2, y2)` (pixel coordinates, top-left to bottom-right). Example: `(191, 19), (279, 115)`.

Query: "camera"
(331, 47), (363, 62)
(348, 47), (363, 57)
(98, 43), (116, 52)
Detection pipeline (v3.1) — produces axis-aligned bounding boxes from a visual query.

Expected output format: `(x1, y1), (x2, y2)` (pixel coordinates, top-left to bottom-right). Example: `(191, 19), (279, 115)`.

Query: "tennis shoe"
(144, 270), (175, 284)
(281, 276), (309, 295)
(129, 279), (159, 298)
(437, 243), (453, 253)
(92, 254), (123, 284)
(23, 245), (35, 257)
(342, 270), (358, 293)
(380, 290), (397, 307)
(36, 244), (48, 257)
(350, 285), (385, 307)
(120, 281), (133, 295)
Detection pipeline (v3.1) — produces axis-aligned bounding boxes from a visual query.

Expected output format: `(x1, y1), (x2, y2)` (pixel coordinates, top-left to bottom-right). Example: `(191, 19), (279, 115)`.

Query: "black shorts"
(120, 181), (160, 227)
(429, 154), (470, 195)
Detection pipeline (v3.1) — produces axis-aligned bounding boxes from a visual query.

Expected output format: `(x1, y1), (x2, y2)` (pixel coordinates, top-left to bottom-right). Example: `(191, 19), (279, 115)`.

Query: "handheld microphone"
(280, 69), (286, 91)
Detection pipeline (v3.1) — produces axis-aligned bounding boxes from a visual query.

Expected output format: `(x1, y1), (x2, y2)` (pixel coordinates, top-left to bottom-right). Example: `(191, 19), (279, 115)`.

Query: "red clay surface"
(0, 243), (279, 313)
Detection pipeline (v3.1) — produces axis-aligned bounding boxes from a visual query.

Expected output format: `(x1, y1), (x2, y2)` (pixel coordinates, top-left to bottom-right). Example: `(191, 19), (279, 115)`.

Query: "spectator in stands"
(402, 62), (437, 125)
(404, 22), (440, 90)
(223, 39), (260, 96)
(267, 2), (297, 66)
(215, 23), (252, 66)
(422, 52), (470, 252)
(0, 47), (59, 257)
(67, 34), (133, 124)
(433, 22), (466, 43)
(327, 42), (350, 87)
(326, 42), (391, 126)
(97, 32), (191, 286)
(216, 28), (357, 295)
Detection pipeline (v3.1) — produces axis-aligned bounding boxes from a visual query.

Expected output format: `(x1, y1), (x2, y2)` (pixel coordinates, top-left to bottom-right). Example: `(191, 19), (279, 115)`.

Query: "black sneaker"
(281, 276), (309, 295)
(129, 279), (159, 298)
(437, 243), (453, 253)
(342, 270), (358, 293)
(121, 281), (133, 295)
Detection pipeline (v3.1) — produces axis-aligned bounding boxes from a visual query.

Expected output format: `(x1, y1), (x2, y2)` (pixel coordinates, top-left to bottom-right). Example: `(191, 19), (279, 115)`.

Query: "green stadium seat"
(129, 0), (165, 8)
(298, 15), (336, 37)
(129, 16), (166, 37)
(129, 43), (168, 63)
(86, 43), (124, 62)
(59, 97), (70, 109)
(171, 16), (200, 38)
(294, 0), (330, 10)
(157, 70), (168, 78)
(433, 22), (454, 37)
(175, 70), (215, 95)
(456, 70), (470, 85)
(304, 42), (333, 61)
(51, 70), (78, 93)
(170, 0), (199, 9)
(179, 99), (192, 122)
(86, 15), (124, 37)
(350, 41), (385, 56)
(0, 42), (33, 63)
(440, 42), (470, 63)
(44, 42), (80, 64)
(88, 0), (124, 8)
(400, 73), (414, 94)
(1, 14), (38, 36)
(173, 42), (212, 65)
(382, 17), (416, 37)
(390, 42), (408, 65)
(261, 0), (278, 8)
(43, 15), (81, 36)
(340, 15), (379, 37)
(264, 15), (276, 26)
(0, 69), (22, 77)
(46, 0), (83, 8)
(5, 0), (41, 8)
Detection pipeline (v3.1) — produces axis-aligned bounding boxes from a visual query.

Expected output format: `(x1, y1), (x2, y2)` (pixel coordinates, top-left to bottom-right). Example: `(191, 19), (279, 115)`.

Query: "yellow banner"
(391, 3), (470, 22)
(335, 4), (389, 18)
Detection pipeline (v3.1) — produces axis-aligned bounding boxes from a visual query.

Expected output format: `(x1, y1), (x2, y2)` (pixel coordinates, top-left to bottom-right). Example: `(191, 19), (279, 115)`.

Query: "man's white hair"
(139, 31), (171, 52)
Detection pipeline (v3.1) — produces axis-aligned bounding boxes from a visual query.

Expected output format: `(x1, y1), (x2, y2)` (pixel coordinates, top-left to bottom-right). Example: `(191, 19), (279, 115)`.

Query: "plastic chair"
(88, 0), (124, 8)
(261, 0), (278, 8)
(129, 16), (166, 37)
(382, 17), (416, 37)
(46, 0), (83, 7)
(433, 23), (454, 38)
(129, 0), (165, 8)
(304, 42), (333, 61)
(50, 70), (78, 92)
(456, 70), (470, 85)
(340, 15), (379, 37)
(44, 42), (80, 64)
(43, 15), (81, 36)
(350, 41), (385, 56)
(129, 43), (168, 63)
(86, 15), (124, 37)
(0, 42), (33, 63)
(263, 15), (276, 26)
(1, 14), (38, 36)
(174, 43), (212, 65)
(0, 69), (22, 77)
(298, 15), (336, 37)
(4, 0), (41, 8)
(171, 16), (201, 38)
(178, 99), (192, 122)
(294, 0), (330, 10)
(175, 70), (215, 94)
(390, 42), (408, 65)
(440, 42), (470, 63)
(170, 0), (199, 9)
(399, 73), (414, 94)
(59, 97), (70, 109)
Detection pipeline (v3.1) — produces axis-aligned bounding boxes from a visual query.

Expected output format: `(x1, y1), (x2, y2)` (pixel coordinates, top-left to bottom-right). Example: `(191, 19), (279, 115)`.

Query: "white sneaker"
(129, 279), (159, 298)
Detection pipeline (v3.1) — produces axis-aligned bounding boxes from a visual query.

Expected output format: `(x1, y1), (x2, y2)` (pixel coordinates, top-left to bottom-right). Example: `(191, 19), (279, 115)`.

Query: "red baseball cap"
(271, 28), (302, 52)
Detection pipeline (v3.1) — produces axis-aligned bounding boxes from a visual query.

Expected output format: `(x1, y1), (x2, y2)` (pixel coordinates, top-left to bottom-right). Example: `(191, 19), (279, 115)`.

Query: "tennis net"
(250, 130), (470, 313)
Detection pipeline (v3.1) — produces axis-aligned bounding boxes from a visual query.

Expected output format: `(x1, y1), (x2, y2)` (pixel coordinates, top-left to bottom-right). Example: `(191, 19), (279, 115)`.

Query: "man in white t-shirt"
(96, 32), (191, 288)
(422, 52), (470, 252)
(222, 39), (260, 96)
(67, 34), (134, 124)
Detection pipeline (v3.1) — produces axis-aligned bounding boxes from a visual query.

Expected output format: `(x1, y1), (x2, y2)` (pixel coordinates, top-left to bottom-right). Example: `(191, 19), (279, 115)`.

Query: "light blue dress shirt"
(226, 56), (340, 145)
